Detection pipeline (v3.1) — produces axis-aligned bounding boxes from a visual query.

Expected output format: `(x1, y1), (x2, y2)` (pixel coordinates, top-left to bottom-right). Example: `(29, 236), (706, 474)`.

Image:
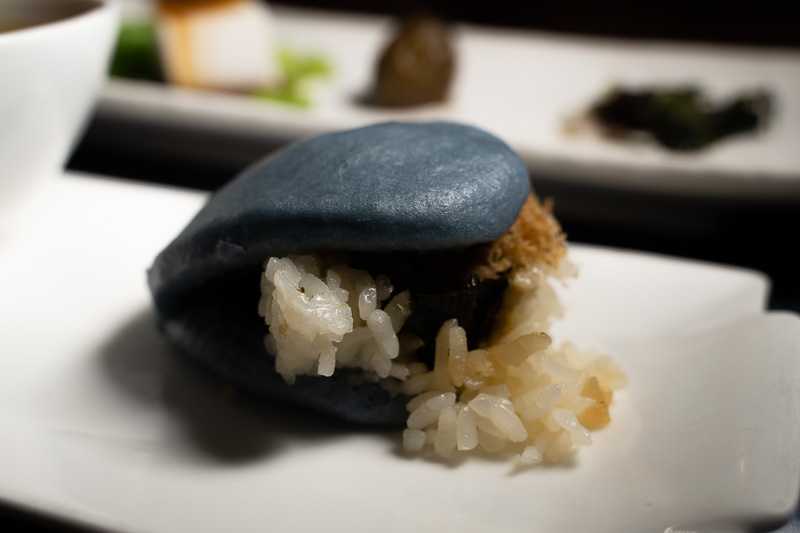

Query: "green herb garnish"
(250, 47), (332, 109)
(110, 18), (332, 109)
(110, 19), (164, 82)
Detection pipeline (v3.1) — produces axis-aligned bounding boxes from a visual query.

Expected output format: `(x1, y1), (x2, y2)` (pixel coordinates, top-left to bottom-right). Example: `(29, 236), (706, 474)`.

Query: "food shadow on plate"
(97, 308), (397, 466)
(99, 308), (586, 473)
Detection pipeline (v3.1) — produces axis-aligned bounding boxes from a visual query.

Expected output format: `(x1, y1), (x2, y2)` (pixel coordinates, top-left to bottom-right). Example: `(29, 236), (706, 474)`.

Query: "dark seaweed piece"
(349, 248), (490, 295)
(370, 15), (454, 107)
(347, 248), (511, 363)
(590, 87), (772, 151)
(647, 90), (712, 151)
(710, 92), (772, 140)
(403, 273), (510, 365)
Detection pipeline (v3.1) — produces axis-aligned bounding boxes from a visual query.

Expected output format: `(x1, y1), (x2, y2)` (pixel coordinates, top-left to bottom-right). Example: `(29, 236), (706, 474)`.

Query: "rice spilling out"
(257, 194), (627, 464)
(257, 254), (417, 384)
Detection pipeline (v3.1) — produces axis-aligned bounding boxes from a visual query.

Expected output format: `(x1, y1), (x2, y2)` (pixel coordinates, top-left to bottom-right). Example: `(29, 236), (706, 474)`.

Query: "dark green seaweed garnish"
(590, 86), (772, 151)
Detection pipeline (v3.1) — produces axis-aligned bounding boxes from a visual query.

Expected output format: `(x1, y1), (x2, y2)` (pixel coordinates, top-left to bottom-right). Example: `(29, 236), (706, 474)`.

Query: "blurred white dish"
(99, 6), (800, 199)
(0, 0), (117, 231)
(0, 173), (798, 533)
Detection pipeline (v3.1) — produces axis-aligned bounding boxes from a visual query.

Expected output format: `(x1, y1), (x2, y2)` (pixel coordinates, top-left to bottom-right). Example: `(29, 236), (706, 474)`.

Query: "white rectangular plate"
(100, 6), (800, 198)
(0, 173), (798, 533)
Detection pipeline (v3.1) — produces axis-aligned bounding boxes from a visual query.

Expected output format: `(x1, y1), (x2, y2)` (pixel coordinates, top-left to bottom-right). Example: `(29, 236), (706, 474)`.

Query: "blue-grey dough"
(148, 121), (530, 425)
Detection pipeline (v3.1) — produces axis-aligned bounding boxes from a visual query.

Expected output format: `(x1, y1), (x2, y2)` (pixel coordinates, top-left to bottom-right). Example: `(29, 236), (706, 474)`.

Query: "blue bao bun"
(148, 122), (531, 425)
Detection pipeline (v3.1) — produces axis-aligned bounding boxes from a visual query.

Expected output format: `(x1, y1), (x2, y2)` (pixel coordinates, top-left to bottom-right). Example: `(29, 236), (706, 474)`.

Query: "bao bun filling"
(257, 194), (627, 463)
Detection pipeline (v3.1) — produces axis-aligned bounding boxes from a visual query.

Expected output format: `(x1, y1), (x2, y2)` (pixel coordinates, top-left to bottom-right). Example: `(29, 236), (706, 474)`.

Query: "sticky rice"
(257, 193), (627, 464)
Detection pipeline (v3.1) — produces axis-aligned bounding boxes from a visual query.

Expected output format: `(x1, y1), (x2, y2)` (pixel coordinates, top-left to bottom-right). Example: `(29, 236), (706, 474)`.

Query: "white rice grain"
(456, 405), (478, 451)
(260, 255), (422, 381)
(545, 431), (574, 461)
(384, 291), (412, 333)
(434, 406), (458, 457)
(407, 392), (456, 430)
(358, 286), (378, 321)
(518, 446), (543, 466)
(447, 326), (469, 387)
(477, 429), (508, 452)
(469, 394), (527, 443)
(402, 371), (438, 396)
(403, 429), (426, 452)
(367, 309), (398, 359)
(434, 319), (457, 388)
(317, 344), (337, 377)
